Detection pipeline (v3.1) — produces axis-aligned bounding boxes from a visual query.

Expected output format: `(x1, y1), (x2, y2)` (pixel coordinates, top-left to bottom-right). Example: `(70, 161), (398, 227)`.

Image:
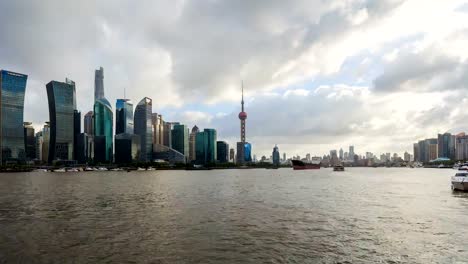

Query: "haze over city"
(1, 1), (468, 157)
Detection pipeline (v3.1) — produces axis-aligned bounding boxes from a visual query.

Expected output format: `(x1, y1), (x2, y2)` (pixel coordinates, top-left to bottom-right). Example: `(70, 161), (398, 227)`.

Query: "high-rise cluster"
(413, 132), (468, 163)
(0, 67), (237, 166)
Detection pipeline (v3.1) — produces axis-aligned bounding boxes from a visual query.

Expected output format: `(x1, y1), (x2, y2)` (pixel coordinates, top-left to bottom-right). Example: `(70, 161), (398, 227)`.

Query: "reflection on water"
(0, 168), (467, 263)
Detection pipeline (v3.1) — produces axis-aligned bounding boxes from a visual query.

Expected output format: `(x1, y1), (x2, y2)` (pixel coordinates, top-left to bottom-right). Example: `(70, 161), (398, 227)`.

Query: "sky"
(1, 0), (468, 158)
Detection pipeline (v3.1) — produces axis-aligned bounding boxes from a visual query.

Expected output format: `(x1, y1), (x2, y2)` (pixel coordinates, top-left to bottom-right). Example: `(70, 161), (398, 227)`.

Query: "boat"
(137, 167), (146, 171)
(110, 168), (123, 171)
(452, 172), (468, 191)
(333, 165), (345, 171)
(53, 168), (67, 172)
(291, 159), (320, 170)
(84, 167), (94, 171)
(66, 168), (80, 172)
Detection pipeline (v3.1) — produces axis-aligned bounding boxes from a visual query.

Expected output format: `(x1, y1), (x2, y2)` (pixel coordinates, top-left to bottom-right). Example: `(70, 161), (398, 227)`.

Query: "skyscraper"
(339, 148), (343, 160)
(189, 125), (199, 162)
(349, 146), (355, 160)
(134, 97), (153, 162)
(171, 124), (189, 158)
(152, 113), (164, 145)
(216, 141), (229, 163)
(84, 111), (94, 135)
(272, 145), (280, 166)
(46, 79), (76, 164)
(23, 122), (35, 160)
(438, 133), (455, 160)
(115, 133), (140, 164)
(230, 148), (235, 162)
(94, 98), (113, 163)
(195, 129), (217, 165)
(116, 99), (133, 135)
(0, 70), (28, 164)
(35, 131), (43, 161)
(94, 67), (104, 101)
(41, 122), (50, 163)
(73, 110), (81, 160)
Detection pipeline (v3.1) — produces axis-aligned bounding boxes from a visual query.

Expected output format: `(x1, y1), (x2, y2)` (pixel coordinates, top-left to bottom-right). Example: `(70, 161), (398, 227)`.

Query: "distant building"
(73, 110), (81, 160)
(94, 67), (104, 101)
(339, 148), (343, 160)
(230, 148), (235, 162)
(189, 125), (199, 162)
(216, 141), (229, 163)
(41, 123), (50, 163)
(171, 124), (189, 158)
(455, 135), (468, 161)
(116, 99), (133, 135)
(46, 79), (76, 164)
(0, 70), (28, 164)
(84, 111), (94, 135)
(283, 153), (286, 162)
(349, 146), (355, 160)
(272, 145), (280, 166)
(438, 133), (455, 160)
(195, 129), (217, 165)
(94, 98), (113, 163)
(152, 113), (164, 145)
(404, 151), (411, 162)
(75, 133), (90, 164)
(115, 133), (140, 164)
(23, 122), (35, 160)
(413, 143), (419, 162)
(35, 131), (43, 161)
(163, 121), (178, 148)
(134, 97), (153, 162)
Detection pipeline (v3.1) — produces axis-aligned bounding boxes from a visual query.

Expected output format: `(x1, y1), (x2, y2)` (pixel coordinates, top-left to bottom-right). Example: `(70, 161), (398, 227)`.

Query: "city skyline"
(1, 1), (468, 158)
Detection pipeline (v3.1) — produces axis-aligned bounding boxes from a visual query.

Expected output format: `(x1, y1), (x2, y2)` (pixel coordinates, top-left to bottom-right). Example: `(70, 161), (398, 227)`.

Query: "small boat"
(110, 168), (123, 171)
(291, 160), (320, 170)
(333, 165), (345, 171)
(84, 167), (94, 171)
(137, 167), (146, 171)
(98, 167), (108, 171)
(66, 168), (80, 172)
(53, 168), (67, 172)
(452, 172), (468, 191)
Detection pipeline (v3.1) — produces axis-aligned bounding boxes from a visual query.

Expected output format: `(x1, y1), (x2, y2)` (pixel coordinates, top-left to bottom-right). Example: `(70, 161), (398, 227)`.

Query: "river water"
(0, 168), (467, 263)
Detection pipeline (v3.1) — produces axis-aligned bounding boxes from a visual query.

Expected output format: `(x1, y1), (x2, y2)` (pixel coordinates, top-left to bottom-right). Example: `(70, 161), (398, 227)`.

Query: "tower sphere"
(239, 111), (247, 120)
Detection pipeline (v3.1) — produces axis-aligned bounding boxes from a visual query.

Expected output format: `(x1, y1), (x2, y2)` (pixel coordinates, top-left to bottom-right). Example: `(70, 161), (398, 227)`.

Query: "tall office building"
(115, 133), (141, 164)
(349, 146), (355, 160)
(0, 70), (28, 164)
(84, 111), (94, 135)
(438, 133), (455, 160)
(94, 67), (104, 101)
(134, 97), (153, 162)
(41, 123), (50, 163)
(196, 129), (217, 164)
(73, 110), (81, 160)
(23, 122), (35, 160)
(339, 148), (343, 160)
(189, 125), (199, 162)
(46, 79), (76, 164)
(230, 148), (235, 162)
(163, 121), (178, 148)
(171, 124), (189, 158)
(35, 131), (43, 161)
(272, 145), (280, 166)
(94, 98), (113, 163)
(413, 143), (419, 162)
(456, 135), (468, 161)
(116, 99), (133, 135)
(216, 141), (229, 163)
(152, 113), (164, 145)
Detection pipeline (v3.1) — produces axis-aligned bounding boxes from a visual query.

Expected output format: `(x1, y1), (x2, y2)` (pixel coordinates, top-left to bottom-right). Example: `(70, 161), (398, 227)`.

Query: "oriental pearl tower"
(236, 81), (252, 164)
(239, 82), (247, 143)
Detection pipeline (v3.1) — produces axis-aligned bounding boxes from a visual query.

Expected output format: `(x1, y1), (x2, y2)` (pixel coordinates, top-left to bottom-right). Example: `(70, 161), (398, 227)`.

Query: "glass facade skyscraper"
(84, 111), (94, 135)
(116, 99), (133, 135)
(195, 128), (217, 165)
(46, 79), (76, 164)
(23, 122), (36, 160)
(94, 98), (113, 163)
(94, 67), (104, 101)
(134, 97), (153, 162)
(216, 141), (229, 163)
(171, 124), (188, 158)
(0, 70), (28, 164)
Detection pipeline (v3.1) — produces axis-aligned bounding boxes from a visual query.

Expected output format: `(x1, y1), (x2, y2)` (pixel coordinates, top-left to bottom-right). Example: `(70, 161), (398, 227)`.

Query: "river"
(0, 168), (467, 263)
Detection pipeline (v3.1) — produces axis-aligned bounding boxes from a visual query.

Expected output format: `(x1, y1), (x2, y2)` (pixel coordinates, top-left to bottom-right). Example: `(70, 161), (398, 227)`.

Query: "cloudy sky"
(1, 0), (468, 158)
